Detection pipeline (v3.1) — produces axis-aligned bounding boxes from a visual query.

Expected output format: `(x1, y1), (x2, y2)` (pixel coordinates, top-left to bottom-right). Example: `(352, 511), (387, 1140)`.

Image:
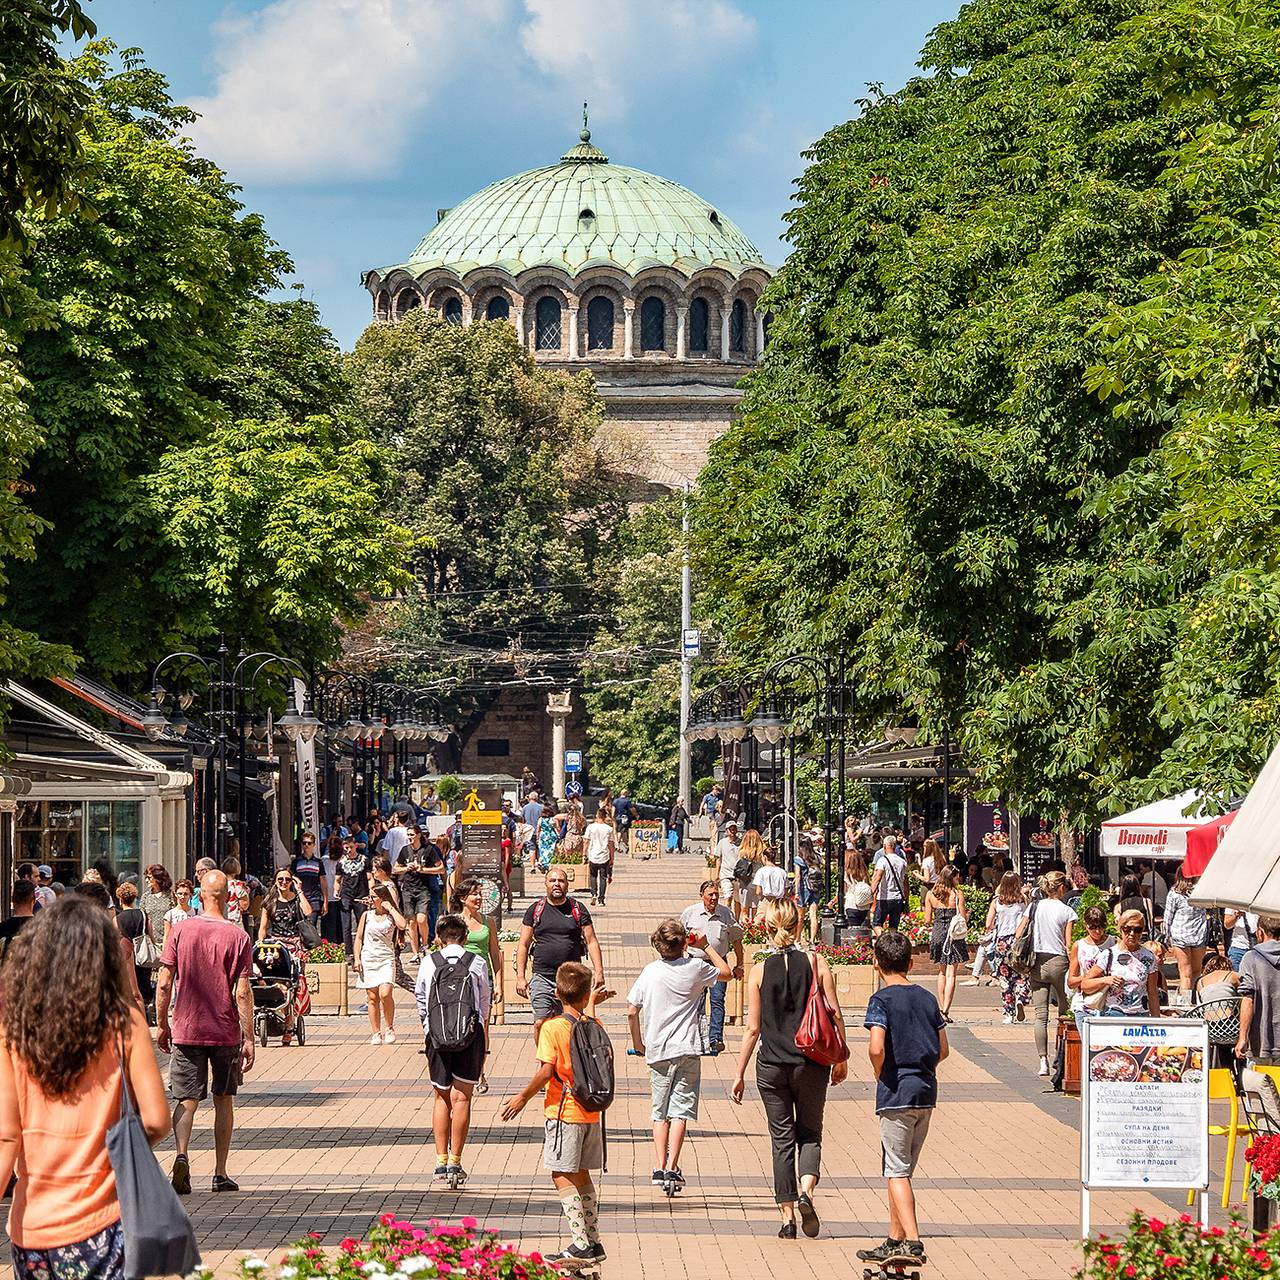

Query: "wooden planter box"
(303, 960), (349, 1015)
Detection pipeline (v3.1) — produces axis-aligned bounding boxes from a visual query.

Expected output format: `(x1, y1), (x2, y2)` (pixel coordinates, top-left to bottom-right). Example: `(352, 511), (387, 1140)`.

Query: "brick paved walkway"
(3, 853), (1229, 1279)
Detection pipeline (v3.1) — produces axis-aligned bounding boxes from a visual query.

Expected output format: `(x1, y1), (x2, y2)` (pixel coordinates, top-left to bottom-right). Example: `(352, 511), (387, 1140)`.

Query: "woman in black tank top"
(731, 899), (849, 1239)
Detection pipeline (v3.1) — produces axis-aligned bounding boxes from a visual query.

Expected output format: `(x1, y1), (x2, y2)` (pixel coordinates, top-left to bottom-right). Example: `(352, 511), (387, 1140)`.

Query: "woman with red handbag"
(730, 899), (849, 1239)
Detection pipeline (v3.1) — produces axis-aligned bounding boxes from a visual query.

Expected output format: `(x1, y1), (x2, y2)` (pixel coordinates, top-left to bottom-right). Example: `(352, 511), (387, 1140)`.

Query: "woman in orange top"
(0, 895), (169, 1280)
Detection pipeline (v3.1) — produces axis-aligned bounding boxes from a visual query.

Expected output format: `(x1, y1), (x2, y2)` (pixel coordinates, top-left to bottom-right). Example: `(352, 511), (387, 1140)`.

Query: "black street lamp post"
(142, 639), (319, 869)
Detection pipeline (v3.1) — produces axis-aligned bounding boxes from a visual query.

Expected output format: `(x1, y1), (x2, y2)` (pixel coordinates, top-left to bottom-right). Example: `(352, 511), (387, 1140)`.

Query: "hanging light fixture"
(141, 692), (169, 741)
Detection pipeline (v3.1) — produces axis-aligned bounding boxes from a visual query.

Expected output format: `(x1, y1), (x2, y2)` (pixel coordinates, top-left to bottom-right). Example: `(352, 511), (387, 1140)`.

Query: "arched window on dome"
(730, 298), (746, 353)
(396, 291), (421, 320)
(763, 312), (773, 350)
(641, 296), (666, 351)
(688, 298), (709, 353)
(587, 297), (614, 350)
(536, 296), (562, 351)
(375, 289), (390, 321)
(485, 296), (510, 322)
(442, 296), (463, 325)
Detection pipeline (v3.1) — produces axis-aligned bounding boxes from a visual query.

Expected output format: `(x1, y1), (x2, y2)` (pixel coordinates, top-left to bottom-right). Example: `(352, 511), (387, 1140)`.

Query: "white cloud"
(187, 0), (505, 184)
(517, 0), (757, 118)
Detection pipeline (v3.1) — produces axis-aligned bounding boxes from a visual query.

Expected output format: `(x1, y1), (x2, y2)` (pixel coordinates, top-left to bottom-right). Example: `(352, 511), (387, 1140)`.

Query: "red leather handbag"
(794, 952), (850, 1066)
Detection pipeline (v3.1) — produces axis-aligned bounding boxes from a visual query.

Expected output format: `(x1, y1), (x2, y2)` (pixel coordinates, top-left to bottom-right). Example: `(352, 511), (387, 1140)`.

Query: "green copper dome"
(382, 128), (767, 280)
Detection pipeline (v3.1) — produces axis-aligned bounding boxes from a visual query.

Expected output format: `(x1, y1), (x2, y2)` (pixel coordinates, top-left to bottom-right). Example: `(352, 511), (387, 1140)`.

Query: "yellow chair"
(1237, 1063), (1280, 1201)
(1188, 1068), (1253, 1209)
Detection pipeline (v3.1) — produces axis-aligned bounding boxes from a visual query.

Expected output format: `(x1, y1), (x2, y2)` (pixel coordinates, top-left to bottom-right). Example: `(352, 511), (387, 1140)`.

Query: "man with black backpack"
(517, 867), (606, 1041)
(501, 961), (613, 1269)
(414, 914), (491, 1189)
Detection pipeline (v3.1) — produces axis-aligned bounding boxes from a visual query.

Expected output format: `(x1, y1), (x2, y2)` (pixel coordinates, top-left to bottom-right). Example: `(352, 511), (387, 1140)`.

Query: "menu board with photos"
(1081, 1017), (1209, 1190)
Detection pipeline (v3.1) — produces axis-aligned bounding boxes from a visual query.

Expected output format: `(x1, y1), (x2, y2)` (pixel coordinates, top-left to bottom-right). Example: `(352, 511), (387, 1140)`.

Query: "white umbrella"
(1190, 738), (1280, 912)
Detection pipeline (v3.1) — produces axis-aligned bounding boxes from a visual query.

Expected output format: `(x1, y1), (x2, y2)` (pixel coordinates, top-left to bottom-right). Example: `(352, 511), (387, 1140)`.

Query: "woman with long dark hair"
(454, 878), (503, 1094)
(923, 867), (968, 1023)
(0, 896), (169, 1280)
(139, 864), (173, 944)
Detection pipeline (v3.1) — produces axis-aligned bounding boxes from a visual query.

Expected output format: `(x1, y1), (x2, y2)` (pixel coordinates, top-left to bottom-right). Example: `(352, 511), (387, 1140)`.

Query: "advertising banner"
(292, 678), (320, 842)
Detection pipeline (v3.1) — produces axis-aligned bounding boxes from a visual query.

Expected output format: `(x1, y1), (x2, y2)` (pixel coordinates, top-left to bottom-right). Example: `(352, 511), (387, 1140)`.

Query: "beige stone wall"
(457, 686), (588, 794)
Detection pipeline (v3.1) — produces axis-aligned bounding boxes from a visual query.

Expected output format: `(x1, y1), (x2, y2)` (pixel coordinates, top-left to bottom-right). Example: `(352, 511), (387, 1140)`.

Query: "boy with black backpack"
(415, 914), (491, 1189)
(501, 961), (614, 1269)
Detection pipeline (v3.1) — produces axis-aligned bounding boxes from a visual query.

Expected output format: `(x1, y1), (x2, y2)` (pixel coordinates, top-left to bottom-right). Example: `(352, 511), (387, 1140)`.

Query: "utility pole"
(678, 483), (693, 808)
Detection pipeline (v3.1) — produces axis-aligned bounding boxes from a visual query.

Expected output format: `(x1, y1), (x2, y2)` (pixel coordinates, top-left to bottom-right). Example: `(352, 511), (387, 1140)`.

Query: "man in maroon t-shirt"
(156, 869), (254, 1194)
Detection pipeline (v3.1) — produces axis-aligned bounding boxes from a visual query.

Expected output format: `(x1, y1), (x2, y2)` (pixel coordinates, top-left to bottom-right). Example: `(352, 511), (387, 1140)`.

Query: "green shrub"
(436, 775), (462, 806)
(694, 776), (716, 801)
(1071, 884), (1115, 942)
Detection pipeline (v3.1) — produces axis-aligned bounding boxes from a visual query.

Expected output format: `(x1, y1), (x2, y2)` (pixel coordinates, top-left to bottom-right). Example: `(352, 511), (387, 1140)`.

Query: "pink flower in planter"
(461, 1217), (478, 1231)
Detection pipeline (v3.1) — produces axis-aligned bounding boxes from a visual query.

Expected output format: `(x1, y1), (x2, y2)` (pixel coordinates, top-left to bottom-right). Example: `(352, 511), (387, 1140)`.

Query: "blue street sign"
(565, 749), (583, 772)
(565, 781), (584, 798)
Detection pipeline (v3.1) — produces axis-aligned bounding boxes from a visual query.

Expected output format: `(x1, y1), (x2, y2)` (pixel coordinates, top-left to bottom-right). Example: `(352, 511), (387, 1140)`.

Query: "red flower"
(1179, 1214), (1192, 1224)
(339, 1239), (359, 1254)
(1164, 1258), (1182, 1268)
(308, 1232), (324, 1241)
(461, 1216), (478, 1231)
(380, 1213), (396, 1227)
(1124, 1268), (1136, 1277)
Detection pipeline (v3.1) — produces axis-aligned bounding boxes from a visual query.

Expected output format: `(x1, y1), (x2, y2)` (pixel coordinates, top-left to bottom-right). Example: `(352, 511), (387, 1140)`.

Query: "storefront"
(1, 681), (192, 896)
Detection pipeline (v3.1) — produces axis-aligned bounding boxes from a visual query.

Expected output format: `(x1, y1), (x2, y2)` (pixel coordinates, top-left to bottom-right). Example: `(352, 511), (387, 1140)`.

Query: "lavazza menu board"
(1081, 1017), (1209, 1190)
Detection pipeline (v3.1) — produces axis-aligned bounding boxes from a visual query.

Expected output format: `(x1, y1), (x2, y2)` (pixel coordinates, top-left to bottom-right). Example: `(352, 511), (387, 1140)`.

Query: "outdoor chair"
(1237, 1063), (1280, 1201)
(1188, 1066), (1253, 1209)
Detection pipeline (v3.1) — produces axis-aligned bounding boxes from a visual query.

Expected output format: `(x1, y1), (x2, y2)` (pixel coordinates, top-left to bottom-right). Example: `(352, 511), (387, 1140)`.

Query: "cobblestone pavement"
(1, 853), (1224, 1278)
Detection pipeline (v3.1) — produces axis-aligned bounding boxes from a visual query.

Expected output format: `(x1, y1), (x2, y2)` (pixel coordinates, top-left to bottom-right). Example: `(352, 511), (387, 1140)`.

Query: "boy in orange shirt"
(501, 961), (608, 1269)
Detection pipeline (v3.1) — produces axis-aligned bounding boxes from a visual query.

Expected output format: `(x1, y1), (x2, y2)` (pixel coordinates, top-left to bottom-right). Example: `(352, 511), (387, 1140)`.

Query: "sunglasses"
(1120, 925), (1144, 934)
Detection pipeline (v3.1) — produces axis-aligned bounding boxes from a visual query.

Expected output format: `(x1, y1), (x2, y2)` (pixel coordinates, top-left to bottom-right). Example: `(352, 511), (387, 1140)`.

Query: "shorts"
(403, 885), (433, 918)
(12, 1220), (124, 1280)
(427, 1034), (486, 1089)
(169, 1042), (242, 1100)
(873, 899), (905, 929)
(649, 1055), (701, 1122)
(879, 1106), (932, 1178)
(529, 971), (563, 1020)
(719, 878), (736, 903)
(543, 1117), (604, 1173)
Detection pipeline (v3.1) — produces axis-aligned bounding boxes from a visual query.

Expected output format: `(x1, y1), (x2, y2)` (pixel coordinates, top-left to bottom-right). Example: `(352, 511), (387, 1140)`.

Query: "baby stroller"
(251, 939), (307, 1047)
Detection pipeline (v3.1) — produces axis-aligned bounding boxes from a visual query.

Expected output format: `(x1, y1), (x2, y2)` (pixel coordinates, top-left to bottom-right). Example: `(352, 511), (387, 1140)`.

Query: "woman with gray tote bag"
(0, 896), (190, 1280)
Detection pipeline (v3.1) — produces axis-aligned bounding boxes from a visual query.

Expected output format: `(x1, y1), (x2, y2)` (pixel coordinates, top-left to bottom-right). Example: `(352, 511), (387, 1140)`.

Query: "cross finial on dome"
(560, 104), (608, 164)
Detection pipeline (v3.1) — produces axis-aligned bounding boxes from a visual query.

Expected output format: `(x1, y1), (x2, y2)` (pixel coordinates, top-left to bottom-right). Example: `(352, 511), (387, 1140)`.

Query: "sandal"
(476, 1073), (490, 1096)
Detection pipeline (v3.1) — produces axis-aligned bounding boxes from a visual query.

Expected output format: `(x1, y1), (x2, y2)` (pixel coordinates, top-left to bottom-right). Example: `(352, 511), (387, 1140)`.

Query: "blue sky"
(82, 0), (957, 349)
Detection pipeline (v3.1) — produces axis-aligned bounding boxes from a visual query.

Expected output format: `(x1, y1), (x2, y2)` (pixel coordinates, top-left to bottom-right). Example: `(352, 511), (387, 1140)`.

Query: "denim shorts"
(648, 1054), (701, 1122)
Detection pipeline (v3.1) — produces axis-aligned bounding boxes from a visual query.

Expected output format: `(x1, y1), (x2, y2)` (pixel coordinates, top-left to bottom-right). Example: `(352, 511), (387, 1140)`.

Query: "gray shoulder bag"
(106, 1037), (201, 1278)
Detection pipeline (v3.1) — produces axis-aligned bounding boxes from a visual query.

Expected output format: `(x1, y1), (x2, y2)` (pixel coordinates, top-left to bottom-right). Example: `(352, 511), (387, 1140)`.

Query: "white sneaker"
(384, 1029), (397, 1044)
(370, 1033), (383, 1046)
(1002, 1014), (1014, 1025)
(1037, 1056), (1049, 1077)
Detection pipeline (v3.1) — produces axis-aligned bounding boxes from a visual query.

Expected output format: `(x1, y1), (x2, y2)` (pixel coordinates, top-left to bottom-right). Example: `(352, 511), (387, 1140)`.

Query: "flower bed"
(235, 1216), (568, 1280)
(305, 942), (347, 965)
(1078, 1211), (1278, 1279)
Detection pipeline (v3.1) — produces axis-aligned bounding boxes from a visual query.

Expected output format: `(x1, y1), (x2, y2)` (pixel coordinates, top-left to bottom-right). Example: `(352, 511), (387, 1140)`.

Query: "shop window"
(587, 296), (614, 350)
(536, 296), (562, 350)
(87, 800), (142, 880)
(689, 297), (709, 352)
(16, 799), (83, 888)
(641, 296), (666, 350)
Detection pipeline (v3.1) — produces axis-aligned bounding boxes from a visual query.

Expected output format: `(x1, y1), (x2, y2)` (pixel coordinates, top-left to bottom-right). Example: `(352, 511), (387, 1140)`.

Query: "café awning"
(1192, 738), (1280, 913)
(1183, 811), (1237, 878)
(1100, 791), (1214, 861)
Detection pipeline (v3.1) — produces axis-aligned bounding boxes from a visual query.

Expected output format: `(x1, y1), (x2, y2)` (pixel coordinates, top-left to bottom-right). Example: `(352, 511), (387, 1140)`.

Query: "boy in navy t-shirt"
(858, 930), (949, 1267)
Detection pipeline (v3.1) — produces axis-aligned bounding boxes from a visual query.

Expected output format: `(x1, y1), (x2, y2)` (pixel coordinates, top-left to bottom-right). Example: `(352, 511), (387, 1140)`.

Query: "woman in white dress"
(354, 883), (407, 1045)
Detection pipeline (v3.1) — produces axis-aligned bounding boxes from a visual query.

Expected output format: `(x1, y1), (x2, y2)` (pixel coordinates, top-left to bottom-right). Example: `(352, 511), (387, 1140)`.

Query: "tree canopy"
(346, 311), (632, 700)
(2, 45), (406, 679)
(692, 0), (1280, 823)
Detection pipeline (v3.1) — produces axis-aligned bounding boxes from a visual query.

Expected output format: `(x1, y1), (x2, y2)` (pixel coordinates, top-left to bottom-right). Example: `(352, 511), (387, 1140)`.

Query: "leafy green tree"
(693, 0), (1280, 825)
(346, 310), (631, 722)
(0, 0), (96, 245)
(4, 45), (402, 676)
(144, 414), (411, 653)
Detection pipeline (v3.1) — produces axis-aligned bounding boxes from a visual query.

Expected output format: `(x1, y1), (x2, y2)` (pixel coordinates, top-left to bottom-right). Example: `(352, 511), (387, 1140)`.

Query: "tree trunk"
(1059, 810), (1077, 873)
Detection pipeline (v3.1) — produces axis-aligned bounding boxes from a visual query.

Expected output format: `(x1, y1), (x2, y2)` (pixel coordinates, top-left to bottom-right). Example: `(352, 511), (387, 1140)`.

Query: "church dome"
(379, 127), (767, 280)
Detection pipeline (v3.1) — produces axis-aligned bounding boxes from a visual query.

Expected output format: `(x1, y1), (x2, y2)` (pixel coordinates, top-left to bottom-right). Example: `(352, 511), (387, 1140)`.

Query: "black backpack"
(561, 1014), (615, 1113)
(732, 857), (755, 887)
(426, 953), (480, 1051)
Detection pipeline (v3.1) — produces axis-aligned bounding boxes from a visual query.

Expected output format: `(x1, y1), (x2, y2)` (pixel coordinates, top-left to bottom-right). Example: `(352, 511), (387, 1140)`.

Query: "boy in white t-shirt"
(627, 919), (731, 1190)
